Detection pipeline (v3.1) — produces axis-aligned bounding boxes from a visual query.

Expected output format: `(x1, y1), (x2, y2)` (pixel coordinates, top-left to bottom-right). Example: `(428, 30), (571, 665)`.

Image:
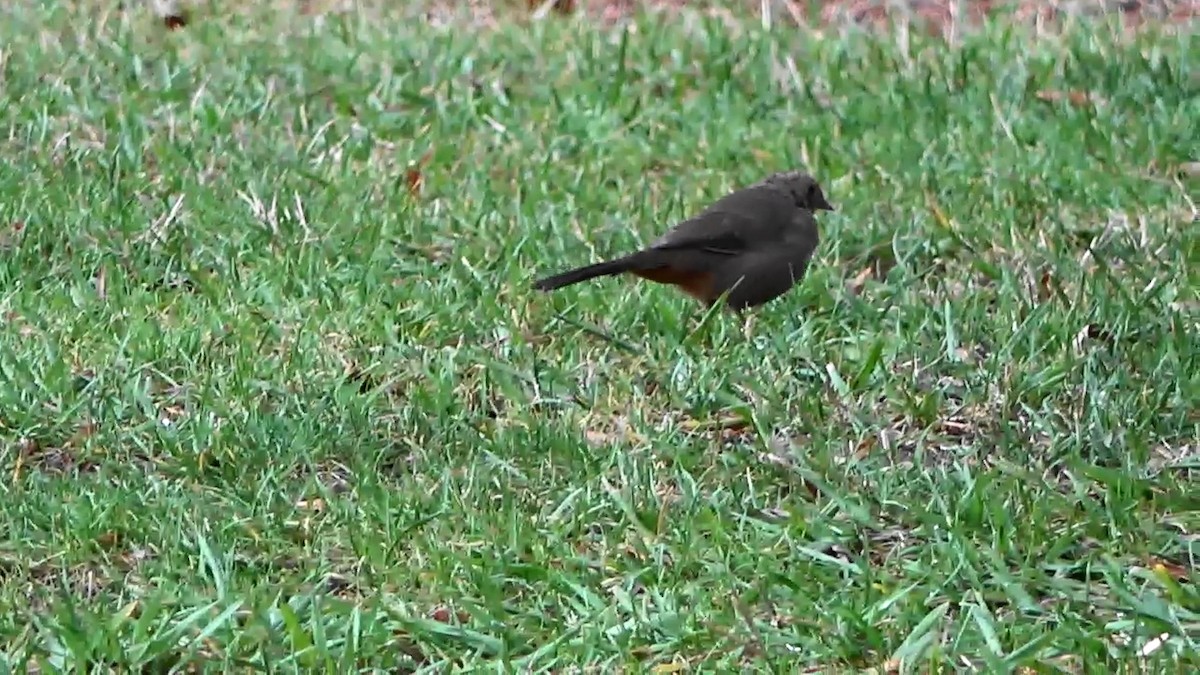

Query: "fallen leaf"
(96, 532), (122, 549)
(582, 414), (646, 447)
(405, 149), (434, 197)
(853, 435), (877, 461)
(924, 190), (952, 229)
(296, 498), (326, 513)
(1036, 268), (1059, 302)
(1035, 89), (1101, 107)
(530, 0), (575, 16)
(428, 605), (471, 623)
(847, 264), (875, 296)
(65, 420), (98, 448)
(862, 657), (902, 675)
(1177, 161), (1200, 178)
(153, 0), (189, 29)
(584, 428), (615, 447)
(1146, 556), (1191, 581)
(405, 168), (423, 195)
(116, 600), (141, 621)
(680, 413), (750, 434)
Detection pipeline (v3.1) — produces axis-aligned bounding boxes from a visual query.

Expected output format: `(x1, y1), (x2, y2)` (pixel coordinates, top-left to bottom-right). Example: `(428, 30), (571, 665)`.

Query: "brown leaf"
(116, 600), (141, 621)
(583, 414), (646, 448)
(65, 420), (98, 448)
(95, 532), (122, 549)
(680, 412), (750, 434)
(1146, 556), (1192, 581)
(153, 0), (188, 29)
(405, 168), (423, 195)
(1035, 90), (1101, 107)
(924, 190), (952, 229)
(583, 428), (615, 447)
(405, 150), (434, 197)
(750, 148), (774, 163)
(1036, 269), (1058, 302)
(847, 264), (875, 296)
(853, 435), (877, 461)
(529, 0), (576, 15)
(428, 605), (471, 623)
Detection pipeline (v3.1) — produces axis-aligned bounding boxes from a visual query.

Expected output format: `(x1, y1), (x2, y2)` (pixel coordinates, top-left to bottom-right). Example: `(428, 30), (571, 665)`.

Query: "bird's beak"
(816, 196), (835, 211)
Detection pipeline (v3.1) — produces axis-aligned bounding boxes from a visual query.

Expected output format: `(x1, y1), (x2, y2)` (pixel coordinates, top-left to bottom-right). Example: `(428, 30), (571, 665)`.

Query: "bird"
(531, 170), (833, 311)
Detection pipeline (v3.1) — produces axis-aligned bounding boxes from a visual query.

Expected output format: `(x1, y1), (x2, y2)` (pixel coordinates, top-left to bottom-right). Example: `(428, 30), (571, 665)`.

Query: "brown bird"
(532, 171), (833, 311)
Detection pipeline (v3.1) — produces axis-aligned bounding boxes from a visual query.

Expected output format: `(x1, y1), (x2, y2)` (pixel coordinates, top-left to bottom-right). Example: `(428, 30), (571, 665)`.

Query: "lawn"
(0, 1), (1196, 671)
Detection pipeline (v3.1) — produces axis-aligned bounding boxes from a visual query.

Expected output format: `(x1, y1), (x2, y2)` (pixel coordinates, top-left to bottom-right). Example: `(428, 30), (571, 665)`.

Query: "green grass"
(0, 2), (1197, 671)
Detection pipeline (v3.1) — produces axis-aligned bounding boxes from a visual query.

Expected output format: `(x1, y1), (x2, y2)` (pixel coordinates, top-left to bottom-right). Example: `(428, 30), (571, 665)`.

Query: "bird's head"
(772, 171), (835, 212)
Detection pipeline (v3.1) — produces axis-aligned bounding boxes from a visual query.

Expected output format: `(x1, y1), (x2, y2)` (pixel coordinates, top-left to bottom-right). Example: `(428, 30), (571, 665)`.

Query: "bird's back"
(652, 183), (798, 251)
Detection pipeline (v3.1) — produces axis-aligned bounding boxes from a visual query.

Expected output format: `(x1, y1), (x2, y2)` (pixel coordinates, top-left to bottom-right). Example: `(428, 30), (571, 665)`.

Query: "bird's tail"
(532, 256), (637, 291)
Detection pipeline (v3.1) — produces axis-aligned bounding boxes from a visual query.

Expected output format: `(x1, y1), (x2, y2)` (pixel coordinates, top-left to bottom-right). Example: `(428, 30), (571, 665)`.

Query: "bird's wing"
(649, 209), (765, 255)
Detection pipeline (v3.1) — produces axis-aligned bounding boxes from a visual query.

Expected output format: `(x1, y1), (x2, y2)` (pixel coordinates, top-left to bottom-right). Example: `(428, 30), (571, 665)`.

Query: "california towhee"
(532, 171), (833, 310)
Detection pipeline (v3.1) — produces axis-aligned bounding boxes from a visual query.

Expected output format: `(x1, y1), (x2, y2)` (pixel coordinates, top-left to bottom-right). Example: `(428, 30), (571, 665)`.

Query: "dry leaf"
(1036, 269), (1058, 302)
(530, 0), (576, 15)
(405, 167), (424, 195)
(116, 600), (141, 621)
(152, 0), (189, 29)
(847, 264), (875, 295)
(584, 428), (615, 447)
(1147, 557), (1191, 581)
(405, 150), (433, 197)
(1035, 90), (1100, 106)
(1177, 161), (1200, 177)
(750, 148), (774, 163)
(864, 657), (902, 675)
(65, 420), (98, 448)
(583, 414), (646, 447)
(428, 605), (471, 623)
(924, 190), (952, 229)
(96, 532), (122, 549)
(296, 498), (326, 513)
(680, 413), (750, 434)
(853, 435), (877, 461)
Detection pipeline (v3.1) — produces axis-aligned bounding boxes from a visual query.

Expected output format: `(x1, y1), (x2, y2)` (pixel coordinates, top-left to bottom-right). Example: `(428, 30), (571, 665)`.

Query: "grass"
(0, 1), (1196, 671)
